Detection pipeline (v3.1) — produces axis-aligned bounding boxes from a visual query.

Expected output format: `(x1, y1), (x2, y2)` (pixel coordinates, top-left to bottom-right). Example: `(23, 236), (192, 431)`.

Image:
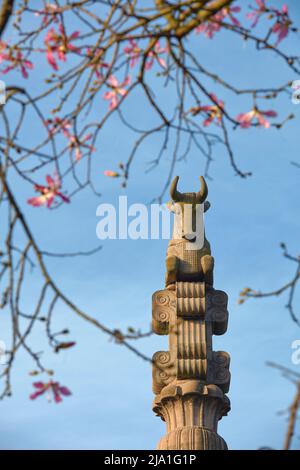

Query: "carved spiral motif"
(154, 351), (170, 365)
(211, 352), (230, 386)
(215, 369), (230, 382)
(152, 290), (174, 334)
(157, 293), (170, 305)
(210, 290), (228, 307)
(213, 310), (226, 321)
(213, 352), (228, 366)
(154, 309), (169, 323)
(159, 371), (168, 380)
(152, 351), (175, 395)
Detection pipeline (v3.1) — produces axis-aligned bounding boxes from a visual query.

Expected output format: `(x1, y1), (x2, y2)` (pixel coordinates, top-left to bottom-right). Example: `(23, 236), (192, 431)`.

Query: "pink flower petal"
(46, 195), (55, 208)
(262, 110), (277, 117)
(59, 386), (72, 396)
(27, 196), (45, 207)
(46, 51), (58, 70)
(53, 392), (62, 403)
(57, 192), (70, 203)
(33, 382), (45, 389)
(46, 174), (55, 186)
(104, 170), (120, 178)
(257, 114), (270, 128)
(108, 75), (119, 87)
(103, 91), (114, 100)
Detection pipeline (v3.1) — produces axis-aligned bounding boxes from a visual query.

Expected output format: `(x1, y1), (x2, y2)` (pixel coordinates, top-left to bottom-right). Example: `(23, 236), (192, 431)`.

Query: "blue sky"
(0, 0), (300, 450)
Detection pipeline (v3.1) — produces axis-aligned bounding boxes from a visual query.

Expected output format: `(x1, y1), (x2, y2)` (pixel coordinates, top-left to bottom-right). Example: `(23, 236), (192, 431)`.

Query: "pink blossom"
(45, 117), (72, 138)
(195, 6), (241, 38)
(224, 6), (241, 26)
(272, 4), (291, 45)
(247, 0), (267, 28)
(195, 20), (220, 38)
(35, 3), (61, 26)
(190, 94), (224, 126)
(236, 107), (277, 128)
(45, 118), (94, 160)
(145, 42), (168, 70)
(124, 39), (141, 68)
(44, 23), (80, 70)
(247, 1), (292, 43)
(104, 170), (120, 178)
(27, 173), (70, 208)
(0, 42), (33, 78)
(68, 133), (95, 161)
(30, 380), (71, 403)
(103, 75), (130, 110)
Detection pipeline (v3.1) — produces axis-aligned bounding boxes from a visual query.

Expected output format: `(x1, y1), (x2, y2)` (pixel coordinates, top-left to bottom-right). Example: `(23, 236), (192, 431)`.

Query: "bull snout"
(182, 233), (196, 242)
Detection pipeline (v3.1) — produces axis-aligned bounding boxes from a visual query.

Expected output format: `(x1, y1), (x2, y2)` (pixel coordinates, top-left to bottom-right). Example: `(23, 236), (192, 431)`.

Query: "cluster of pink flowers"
(236, 107), (277, 128)
(0, 42), (33, 78)
(30, 380), (71, 403)
(195, 1), (293, 45)
(195, 6), (241, 38)
(189, 94), (224, 126)
(189, 97), (277, 130)
(102, 40), (167, 110)
(123, 40), (167, 69)
(27, 173), (70, 208)
(44, 23), (80, 70)
(247, 1), (292, 45)
(46, 117), (95, 161)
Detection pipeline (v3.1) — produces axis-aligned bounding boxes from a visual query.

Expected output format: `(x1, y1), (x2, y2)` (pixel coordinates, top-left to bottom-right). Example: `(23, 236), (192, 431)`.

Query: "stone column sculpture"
(152, 176), (230, 450)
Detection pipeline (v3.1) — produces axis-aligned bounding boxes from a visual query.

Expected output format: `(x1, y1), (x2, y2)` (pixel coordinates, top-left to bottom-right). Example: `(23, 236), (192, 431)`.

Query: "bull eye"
(175, 203), (183, 215)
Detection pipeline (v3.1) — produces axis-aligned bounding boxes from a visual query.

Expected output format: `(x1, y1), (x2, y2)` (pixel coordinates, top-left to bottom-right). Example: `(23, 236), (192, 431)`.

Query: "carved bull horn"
(170, 175), (208, 203)
(196, 176), (208, 203)
(170, 176), (182, 202)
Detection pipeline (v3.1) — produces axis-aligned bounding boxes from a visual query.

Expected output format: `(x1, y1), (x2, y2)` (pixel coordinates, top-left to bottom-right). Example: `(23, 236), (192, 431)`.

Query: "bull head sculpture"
(170, 175), (208, 204)
(166, 176), (214, 288)
(169, 176), (210, 243)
